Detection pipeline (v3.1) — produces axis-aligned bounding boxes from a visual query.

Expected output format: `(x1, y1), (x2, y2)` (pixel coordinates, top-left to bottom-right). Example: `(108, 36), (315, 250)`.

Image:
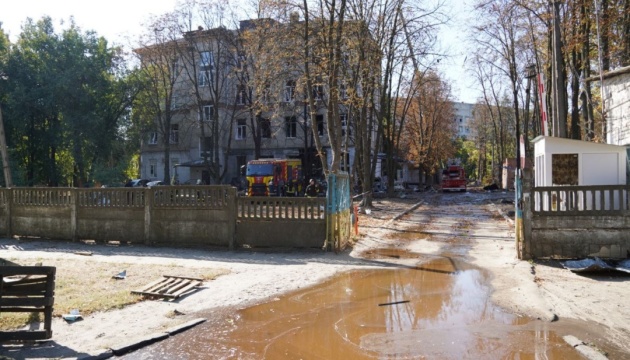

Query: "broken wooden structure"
(0, 266), (56, 341)
(132, 275), (203, 299)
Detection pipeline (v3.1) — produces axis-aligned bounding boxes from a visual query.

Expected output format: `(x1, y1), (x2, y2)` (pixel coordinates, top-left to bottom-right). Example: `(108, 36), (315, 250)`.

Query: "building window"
(285, 116), (297, 138)
(149, 159), (157, 178)
(284, 80), (296, 102)
(148, 131), (158, 145)
(341, 152), (350, 172)
(236, 53), (246, 70)
(170, 58), (179, 75)
(340, 83), (348, 100)
(236, 85), (247, 105)
(236, 119), (247, 140)
(200, 137), (212, 158)
(200, 51), (214, 69)
(313, 85), (324, 100)
(552, 154), (579, 185)
(258, 117), (271, 138)
(198, 70), (212, 87)
(341, 113), (351, 137)
(200, 105), (213, 123)
(169, 124), (179, 144)
(316, 115), (325, 136)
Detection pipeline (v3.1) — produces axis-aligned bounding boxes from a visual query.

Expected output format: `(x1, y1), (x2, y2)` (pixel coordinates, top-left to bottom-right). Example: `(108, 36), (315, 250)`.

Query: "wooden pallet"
(132, 275), (203, 299)
(0, 266), (56, 341)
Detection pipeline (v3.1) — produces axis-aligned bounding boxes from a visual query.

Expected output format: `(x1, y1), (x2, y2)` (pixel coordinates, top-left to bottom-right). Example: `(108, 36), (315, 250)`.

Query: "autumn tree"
(399, 70), (456, 183)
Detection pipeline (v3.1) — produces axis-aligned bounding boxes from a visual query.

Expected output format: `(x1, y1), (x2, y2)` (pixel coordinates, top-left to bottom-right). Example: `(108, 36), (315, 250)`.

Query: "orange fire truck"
(245, 159), (303, 196)
(441, 165), (467, 192)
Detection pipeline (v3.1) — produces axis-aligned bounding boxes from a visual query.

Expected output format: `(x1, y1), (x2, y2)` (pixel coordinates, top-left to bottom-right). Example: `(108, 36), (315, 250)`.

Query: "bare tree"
(133, 14), (184, 183)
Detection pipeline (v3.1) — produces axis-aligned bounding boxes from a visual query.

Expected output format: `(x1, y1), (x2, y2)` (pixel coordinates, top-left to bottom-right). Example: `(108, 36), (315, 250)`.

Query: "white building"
(452, 102), (475, 138)
(601, 66), (630, 146)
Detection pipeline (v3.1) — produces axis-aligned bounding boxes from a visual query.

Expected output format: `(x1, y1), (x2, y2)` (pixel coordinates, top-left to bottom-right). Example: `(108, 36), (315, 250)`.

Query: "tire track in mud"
(390, 192), (502, 257)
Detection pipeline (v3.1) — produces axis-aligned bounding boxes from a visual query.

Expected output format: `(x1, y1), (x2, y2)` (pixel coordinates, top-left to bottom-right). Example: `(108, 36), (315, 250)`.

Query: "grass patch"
(0, 258), (228, 331)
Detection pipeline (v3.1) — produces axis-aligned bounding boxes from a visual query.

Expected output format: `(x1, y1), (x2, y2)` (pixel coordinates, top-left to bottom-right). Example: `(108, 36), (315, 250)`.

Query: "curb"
(166, 318), (207, 336)
(386, 200), (425, 226)
(77, 350), (114, 360)
(110, 333), (169, 356)
(489, 203), (514, 226)
(563, 335), (608, 360)
(84, 317), (208, 358)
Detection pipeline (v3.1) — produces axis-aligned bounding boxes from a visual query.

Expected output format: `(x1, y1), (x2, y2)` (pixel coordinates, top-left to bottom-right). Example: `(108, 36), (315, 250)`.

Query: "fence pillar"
(144, 188), (152, 245)
(227, 187), (236, 250)
(6, 188), (12, 238)
(521, 168), (533, 260)
(70, 189), (78, 241)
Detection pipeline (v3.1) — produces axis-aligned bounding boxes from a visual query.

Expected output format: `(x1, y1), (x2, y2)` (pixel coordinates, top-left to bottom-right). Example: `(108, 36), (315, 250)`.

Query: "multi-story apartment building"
(136, 18), (376, 186)
(452, 102), (475, 139)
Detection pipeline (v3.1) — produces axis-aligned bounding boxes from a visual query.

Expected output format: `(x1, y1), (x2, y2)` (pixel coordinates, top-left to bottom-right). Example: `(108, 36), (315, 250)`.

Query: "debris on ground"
(561, 258), (630, 274)
(112, 270), (127, 279)
(132, 275), (203, 299)
(63, 309), (82, 322)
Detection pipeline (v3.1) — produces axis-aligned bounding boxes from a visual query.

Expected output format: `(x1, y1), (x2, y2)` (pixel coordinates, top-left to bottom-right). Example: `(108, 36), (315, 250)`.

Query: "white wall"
(603, 69), (630, 146)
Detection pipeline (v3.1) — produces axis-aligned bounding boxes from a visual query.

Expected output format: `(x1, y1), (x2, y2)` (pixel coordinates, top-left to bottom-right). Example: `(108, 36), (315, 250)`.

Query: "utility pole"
(0, 104), (12, 187)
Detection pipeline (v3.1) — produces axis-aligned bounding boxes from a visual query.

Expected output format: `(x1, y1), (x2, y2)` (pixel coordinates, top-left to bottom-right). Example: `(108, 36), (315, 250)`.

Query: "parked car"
(125, 179), (150, 187)
(147, 180), (165, 187)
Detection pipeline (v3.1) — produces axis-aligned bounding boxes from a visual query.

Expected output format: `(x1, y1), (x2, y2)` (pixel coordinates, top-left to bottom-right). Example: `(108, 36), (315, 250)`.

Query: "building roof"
(584, 65), (630, 82)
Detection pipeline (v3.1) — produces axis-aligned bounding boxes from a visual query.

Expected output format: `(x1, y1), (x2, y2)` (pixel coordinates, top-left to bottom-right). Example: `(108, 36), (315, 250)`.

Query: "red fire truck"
(245, 159), (303, 196)
(441, 165), (467, 192)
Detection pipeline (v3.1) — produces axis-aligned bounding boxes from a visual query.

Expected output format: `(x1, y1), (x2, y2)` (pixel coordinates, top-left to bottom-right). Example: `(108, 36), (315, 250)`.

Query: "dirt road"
(1, 189), (629, 359)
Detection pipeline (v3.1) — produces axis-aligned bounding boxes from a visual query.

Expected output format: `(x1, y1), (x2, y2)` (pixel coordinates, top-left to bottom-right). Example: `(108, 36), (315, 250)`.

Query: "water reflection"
(127, 257), (581, 359)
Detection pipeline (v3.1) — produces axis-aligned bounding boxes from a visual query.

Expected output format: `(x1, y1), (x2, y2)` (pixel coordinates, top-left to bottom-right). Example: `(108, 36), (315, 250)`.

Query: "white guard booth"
(532, 135), (628, 210)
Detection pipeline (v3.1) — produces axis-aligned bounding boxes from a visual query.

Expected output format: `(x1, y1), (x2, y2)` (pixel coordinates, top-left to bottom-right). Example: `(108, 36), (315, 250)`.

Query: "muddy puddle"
(125, 255), (619, 359)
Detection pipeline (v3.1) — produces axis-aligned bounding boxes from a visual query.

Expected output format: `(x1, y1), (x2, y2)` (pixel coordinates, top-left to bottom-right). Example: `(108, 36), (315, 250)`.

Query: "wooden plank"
(0, 330), (52, 341)
(146, 277), (177, 293)
(0, 307), (46, 313)
(2, 283), (48, 295)
(132, 275), (203, 299)
(170, 281), (201, 297)
(0, 297), (54, 307)
(136, 277), (166, 293)
(163, 278), (186, 294)
(164, 279), (191, 294)
(162, 275), (204, 281)
(2, 277), (48, 286)
(131, 290), (179, 298)
(0, 266), (56, 276)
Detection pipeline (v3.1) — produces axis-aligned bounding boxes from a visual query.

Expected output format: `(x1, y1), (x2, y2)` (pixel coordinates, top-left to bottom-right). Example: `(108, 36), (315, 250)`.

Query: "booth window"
(552, 154), (578, 185)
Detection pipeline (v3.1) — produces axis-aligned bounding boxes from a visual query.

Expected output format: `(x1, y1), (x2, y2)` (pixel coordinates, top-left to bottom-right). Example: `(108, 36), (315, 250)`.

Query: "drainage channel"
(123, 254), (613, 359)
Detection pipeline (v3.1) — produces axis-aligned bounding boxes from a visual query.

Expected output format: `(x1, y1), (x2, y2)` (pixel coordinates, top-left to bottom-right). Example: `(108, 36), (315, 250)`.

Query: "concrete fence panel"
(149, 186), (235, 248)
(236, 197), (326, 248)
(522, 181), (630, 259)
(10, 188), (74, 240)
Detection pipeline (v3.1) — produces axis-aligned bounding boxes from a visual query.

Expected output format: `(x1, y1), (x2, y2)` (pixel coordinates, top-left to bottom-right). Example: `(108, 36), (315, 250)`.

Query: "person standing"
(305, 178), (320, 197)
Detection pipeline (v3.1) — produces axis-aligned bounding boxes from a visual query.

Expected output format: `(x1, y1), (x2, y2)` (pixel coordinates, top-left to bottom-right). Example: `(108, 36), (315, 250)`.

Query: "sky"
(0, 0), (479, 103)
(0, 0), (179, 45)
